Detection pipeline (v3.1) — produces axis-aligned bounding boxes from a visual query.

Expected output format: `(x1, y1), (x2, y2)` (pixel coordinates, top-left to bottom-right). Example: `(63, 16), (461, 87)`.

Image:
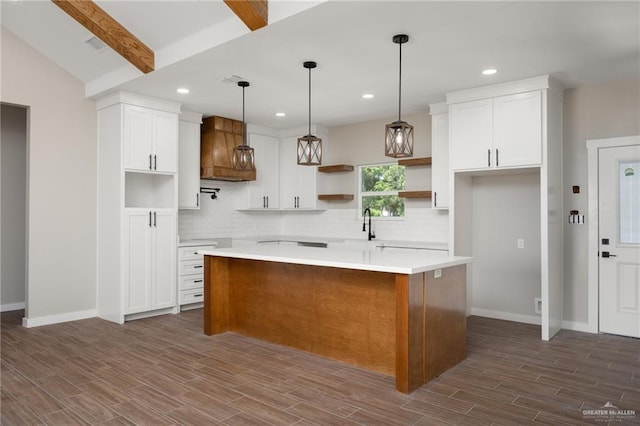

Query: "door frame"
(586, 135), (640, 333)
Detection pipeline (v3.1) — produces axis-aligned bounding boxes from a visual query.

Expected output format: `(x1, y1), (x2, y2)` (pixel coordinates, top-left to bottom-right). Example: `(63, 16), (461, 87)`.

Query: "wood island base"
(204, 256), (466, 394)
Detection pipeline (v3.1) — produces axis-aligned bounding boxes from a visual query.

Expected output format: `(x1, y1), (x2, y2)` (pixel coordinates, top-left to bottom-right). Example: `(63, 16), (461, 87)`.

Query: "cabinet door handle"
(148, 211), (152, 227)
(194, 265), (203, 269)
(153, 211), (157, 227)
(153, 155), (157, 170)
(196, 193), (199, 207)
(488, 149), (491, 167)
(262, 196), (266, 208)
(434, 192), (437, 208)
(193, 294), (203, 297)
(193, 280), (203, 283)
(266, 196), (269, 209)
(496, 149), (499, 167)
(149, 154), (152, 170)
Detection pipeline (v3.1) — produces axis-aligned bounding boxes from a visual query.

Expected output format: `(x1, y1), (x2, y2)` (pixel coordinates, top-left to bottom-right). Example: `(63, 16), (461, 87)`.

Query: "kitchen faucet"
(362, 208), (376, 241)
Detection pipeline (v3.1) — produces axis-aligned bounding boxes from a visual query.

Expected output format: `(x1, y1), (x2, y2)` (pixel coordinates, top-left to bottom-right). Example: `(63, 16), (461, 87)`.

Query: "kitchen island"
(200, 245), (471, 394)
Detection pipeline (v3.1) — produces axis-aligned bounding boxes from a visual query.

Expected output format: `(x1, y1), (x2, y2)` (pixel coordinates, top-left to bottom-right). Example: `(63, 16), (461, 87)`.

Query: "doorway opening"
(1, 103), (28, 316)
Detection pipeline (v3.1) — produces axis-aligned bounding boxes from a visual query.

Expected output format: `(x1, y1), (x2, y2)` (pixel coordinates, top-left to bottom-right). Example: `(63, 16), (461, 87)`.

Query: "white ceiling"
(3, 1), (639, 129)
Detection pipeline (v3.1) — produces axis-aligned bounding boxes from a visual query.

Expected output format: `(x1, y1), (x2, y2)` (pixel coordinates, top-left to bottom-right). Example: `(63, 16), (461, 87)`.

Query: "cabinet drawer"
(180, 289), (204, 305)
(178, 245), (215, 261)
(179, 259), (204, 275)
(179, 275), (204, 291)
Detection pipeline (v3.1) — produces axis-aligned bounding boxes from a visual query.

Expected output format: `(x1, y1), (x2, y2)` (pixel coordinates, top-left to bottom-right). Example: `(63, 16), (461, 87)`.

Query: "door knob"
(601, 251), (617, 258)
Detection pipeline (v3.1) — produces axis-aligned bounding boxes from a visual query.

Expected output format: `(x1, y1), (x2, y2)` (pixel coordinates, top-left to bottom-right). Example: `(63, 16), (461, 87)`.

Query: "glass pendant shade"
(385, 120), (414, 158)
(232, 81), (256, 171)
(385, 34), (413, 158)
(297, 134), (322, 165)
(298, 61), (322, 165)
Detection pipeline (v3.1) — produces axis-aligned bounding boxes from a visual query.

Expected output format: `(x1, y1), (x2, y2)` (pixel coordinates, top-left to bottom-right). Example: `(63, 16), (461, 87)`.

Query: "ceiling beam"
(51, 0), (154, 74)
(224, 0), (268, 31)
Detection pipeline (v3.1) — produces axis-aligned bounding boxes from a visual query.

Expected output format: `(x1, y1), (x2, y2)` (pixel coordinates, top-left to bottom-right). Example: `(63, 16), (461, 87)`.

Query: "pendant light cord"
(398, 40), (402, 122)
(242, 85), (246, 146)
(308, 65), (312, 136)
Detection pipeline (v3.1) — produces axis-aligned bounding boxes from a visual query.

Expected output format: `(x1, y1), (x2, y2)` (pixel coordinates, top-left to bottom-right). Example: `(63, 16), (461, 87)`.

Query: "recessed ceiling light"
(176, 88), (190, 94)
(362, 93), (374, 99)
(482, 68), (497, 75)
(275, 112), (286, 117)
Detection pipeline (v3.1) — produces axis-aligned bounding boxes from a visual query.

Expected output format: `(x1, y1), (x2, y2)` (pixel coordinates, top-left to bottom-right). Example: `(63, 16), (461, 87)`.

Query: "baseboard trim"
(1, 302), (25, 312)
(562, 320), (596, 333)
(470, 308), (541, 326)
(22, 309), (97, 328)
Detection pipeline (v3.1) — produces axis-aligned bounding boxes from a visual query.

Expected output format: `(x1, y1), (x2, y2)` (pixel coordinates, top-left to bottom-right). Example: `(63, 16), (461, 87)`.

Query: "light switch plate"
(434, 269), (442, 279)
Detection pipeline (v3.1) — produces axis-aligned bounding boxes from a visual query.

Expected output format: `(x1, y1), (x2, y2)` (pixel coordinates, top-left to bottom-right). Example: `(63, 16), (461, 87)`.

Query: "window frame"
(357, 162), (406, 220)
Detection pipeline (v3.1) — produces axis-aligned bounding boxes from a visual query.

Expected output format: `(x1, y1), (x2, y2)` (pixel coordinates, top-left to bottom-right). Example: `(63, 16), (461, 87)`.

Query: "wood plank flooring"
(1, 309), (638, 425)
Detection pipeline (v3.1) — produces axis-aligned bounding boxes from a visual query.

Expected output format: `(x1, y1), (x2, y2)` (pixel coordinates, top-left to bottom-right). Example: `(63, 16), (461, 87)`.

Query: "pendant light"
(385, 34), (414, 158)
(297, 61), (322, 165)
(232, 80), (255, 171)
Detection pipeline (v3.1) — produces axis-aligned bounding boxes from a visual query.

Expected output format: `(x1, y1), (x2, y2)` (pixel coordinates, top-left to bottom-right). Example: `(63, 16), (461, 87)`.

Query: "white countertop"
(199, 245), (470, 274)
(232, 235), (448, 251)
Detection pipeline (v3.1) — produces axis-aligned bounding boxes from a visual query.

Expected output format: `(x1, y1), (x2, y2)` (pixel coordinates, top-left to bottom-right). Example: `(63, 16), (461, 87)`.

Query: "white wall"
(562, 78), (640, 324)
(1, 104), (27, 310)
(470, 172), (541, 322)
(1, 29), (97, 323)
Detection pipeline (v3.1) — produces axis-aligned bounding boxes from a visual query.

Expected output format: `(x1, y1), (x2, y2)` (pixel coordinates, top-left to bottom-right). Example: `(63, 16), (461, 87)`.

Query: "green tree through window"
(360, 164), (405, 217)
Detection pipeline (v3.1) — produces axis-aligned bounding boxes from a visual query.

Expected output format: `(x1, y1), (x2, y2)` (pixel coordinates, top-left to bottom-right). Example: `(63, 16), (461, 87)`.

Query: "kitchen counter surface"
(232, 235), (448, 251)
(199, 245), (469, 275)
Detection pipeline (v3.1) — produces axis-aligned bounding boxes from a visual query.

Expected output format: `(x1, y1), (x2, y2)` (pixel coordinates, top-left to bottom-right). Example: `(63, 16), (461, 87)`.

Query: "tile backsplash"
(179, 181), (448, 243)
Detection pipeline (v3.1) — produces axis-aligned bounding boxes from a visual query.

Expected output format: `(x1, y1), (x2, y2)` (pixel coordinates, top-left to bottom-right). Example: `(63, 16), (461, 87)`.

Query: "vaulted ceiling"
(2, 1), (638, 129)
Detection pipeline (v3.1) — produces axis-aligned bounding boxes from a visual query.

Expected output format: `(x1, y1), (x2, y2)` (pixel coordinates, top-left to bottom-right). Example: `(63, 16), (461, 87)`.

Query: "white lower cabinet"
(177, 244), (215, 308)
(124, 209), (177, 314)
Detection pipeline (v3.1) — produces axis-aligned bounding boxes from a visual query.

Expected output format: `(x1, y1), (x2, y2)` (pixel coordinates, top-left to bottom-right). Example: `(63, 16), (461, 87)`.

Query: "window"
(359, 163), (405, 217)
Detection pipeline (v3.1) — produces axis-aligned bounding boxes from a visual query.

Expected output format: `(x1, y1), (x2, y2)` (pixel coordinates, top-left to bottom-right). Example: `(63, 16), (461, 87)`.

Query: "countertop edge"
(199, 248), (471, 275)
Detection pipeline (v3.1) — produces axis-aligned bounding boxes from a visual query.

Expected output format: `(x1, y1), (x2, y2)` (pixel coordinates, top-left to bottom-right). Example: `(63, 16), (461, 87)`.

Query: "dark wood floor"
(1, 309), (638, 425)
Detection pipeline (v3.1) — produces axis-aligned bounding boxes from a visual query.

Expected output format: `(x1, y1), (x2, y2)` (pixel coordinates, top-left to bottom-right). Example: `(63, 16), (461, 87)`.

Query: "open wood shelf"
(398, 190), (432, 199)
(318, 194), (354, 201)
(398, 157), (432, 167)
(318, 164), (354, 173)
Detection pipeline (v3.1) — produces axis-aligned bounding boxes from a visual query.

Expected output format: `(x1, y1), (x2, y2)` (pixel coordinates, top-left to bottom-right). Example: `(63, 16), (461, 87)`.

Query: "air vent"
(84, 36), (107, 52)
(219, 75), (245, 84)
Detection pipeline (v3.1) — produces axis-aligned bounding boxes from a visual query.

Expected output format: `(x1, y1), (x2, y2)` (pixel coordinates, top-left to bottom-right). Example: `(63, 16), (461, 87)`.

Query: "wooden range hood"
(201, 116), (256, 182)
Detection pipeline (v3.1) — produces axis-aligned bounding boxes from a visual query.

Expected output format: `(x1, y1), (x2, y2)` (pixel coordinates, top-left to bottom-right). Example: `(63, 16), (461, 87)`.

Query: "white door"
(599, 145), (640, 338)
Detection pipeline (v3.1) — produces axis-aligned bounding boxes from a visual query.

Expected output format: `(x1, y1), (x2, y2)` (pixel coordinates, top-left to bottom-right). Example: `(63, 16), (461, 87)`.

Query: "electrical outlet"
(434, 269), (442, 279)
(534, 297), (542, 314)
(517, 238), (525, 249)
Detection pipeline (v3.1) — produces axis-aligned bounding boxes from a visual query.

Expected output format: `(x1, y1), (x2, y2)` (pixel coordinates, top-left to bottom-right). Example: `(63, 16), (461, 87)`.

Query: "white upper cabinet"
(430, 103), (449, 209)
(492, 91), (542, 168)
(245, 133), (280, 209)
(178, 111), (203, 209)
(449, 89), (542, 171)
(449, 99), (492, 171)
(279, 137), (322, 210)
(124, 104), (178, 173)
